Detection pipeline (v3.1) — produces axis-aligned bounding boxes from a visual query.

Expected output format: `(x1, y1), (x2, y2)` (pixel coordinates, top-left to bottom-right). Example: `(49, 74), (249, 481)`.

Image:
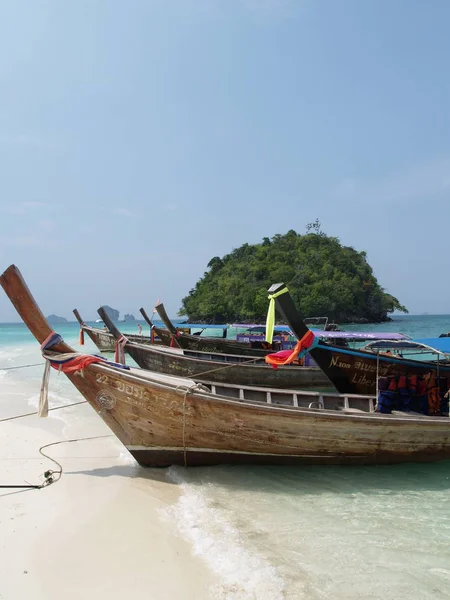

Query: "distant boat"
(73, 309), (159, 353)
(100, 305), (330, 390)
(151, 303), (273, 356)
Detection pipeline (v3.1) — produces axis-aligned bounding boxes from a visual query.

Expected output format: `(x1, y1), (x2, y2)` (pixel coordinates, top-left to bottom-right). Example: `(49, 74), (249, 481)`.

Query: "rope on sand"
(0, 345), (111, 490)
(0, 401), (112, 491)
(0, 431), (113, 491)
(34, 434), (114, 488)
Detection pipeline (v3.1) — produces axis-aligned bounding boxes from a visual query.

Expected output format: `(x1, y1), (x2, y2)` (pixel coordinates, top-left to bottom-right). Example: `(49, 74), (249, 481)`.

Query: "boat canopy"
(233, 324), (408, 342)
(234, 325), (291, 333)
(362, 338), (450, 356)
(317, 331), (408, 341)
(415, 337), (450, 354)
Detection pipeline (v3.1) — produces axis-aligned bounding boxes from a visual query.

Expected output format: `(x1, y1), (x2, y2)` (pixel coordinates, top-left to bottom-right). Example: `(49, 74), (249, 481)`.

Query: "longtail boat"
(136, 307), (174, 346)
(3, 264), (450, 466)
(73, 308), (155, 353)
(270, 283), (450, 395)
(99, 306), (332, 390)
(151, 303), (274, 356)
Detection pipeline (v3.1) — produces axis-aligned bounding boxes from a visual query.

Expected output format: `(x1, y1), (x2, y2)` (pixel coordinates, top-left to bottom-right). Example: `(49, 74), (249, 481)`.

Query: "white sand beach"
(0, 378), (214, 600)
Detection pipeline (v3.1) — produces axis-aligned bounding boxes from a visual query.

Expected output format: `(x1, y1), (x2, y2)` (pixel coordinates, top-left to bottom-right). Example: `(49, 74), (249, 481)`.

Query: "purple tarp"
(316, 331), (408, 340)
(232, 324), (408, 341)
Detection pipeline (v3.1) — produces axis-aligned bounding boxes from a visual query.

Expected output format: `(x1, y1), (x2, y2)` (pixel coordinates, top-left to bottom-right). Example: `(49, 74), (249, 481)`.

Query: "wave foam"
(164, 466), (285, 600)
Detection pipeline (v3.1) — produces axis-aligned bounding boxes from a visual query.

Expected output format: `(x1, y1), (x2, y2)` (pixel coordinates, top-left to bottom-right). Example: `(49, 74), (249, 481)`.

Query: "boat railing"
(201, 380), (377, 413)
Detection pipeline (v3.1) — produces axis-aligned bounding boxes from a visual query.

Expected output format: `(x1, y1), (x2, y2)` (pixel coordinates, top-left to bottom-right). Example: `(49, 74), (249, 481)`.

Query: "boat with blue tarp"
(268, 283), (450, 407)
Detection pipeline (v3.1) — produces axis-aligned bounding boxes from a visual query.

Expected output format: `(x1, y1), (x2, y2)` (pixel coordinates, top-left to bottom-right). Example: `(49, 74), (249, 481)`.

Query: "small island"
(123, 314), (136, 322)
(179, 221), (408, 324)
(47, 314), (68, 324)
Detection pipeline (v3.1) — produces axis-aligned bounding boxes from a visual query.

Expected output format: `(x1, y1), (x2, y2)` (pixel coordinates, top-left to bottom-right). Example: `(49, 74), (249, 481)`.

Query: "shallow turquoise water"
(1, 314), (450, 599)
(1, 312), (450, 348)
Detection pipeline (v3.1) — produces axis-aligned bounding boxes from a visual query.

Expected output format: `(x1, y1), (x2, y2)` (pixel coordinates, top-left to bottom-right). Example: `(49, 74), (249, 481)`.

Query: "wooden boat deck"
(125, 365), (439, 418)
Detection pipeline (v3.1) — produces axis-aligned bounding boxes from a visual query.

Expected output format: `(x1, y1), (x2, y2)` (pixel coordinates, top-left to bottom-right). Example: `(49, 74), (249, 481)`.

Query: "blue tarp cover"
(415, 337), (450, 354)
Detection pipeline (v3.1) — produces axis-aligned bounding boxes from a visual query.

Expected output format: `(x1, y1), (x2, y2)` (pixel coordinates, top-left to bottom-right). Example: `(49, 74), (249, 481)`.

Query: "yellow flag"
(265, 287), (289, 344)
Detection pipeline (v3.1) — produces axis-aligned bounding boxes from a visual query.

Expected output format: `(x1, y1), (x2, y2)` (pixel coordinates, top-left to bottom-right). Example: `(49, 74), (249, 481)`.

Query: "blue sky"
(1, 0), (450, 322)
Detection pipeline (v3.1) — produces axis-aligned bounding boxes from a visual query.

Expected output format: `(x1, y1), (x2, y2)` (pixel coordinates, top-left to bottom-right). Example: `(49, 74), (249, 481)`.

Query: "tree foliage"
(179, 226), (408, 323)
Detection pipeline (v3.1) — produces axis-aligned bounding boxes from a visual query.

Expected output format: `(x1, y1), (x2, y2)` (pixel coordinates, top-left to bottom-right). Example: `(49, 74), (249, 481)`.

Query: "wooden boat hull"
(307, 344), (450, 395)
(3, 265), (450, 469)
(66, 363), (450, 467)
(73, 309), (164, 353)
(123, 343), (331, 389)
(158, 331), (271, 357)
(147, 304), (272, 357)
(128, 447), (450, 467)
(81, 325), (160, 353)
(81, 326), (116, 352)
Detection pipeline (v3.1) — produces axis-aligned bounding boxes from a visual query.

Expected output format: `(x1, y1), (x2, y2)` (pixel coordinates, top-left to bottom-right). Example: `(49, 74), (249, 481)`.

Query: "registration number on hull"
(95, 373), (151, 402)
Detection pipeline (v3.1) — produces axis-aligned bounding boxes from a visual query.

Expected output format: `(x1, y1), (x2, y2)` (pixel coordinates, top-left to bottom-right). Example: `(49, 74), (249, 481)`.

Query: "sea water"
(1, 315), (450, 599)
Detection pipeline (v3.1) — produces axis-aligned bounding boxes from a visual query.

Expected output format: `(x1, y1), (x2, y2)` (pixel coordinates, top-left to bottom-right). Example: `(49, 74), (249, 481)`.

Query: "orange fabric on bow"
(50, 355), (104, 373)
(265, 330), (316, 369)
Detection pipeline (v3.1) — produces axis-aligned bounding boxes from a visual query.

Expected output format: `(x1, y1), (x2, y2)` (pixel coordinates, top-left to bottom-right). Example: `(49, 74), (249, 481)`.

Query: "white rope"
(0, 400), (87, 424)
(38, 360), (50, 418)
(38, 349), (98, 418)
(0, 362), (44, 371)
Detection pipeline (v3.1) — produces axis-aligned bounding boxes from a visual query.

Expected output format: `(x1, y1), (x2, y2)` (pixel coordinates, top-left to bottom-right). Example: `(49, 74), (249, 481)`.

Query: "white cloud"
(333, 156), (450, 205)
(164, 203), (177, 212)
(334, 177), (357, 199)
(38, 219), (55, 231)
(1, 213), (55, 247)
(23, 201), (48, 209)
(6, 235), (55, 248)
(112, 207), (135, 217)
(6, 201), (49, 215)
(0, 134), (52, 149)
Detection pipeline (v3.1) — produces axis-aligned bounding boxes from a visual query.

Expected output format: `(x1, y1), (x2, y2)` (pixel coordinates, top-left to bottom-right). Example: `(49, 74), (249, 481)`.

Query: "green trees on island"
(179, 223), (408, 324)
